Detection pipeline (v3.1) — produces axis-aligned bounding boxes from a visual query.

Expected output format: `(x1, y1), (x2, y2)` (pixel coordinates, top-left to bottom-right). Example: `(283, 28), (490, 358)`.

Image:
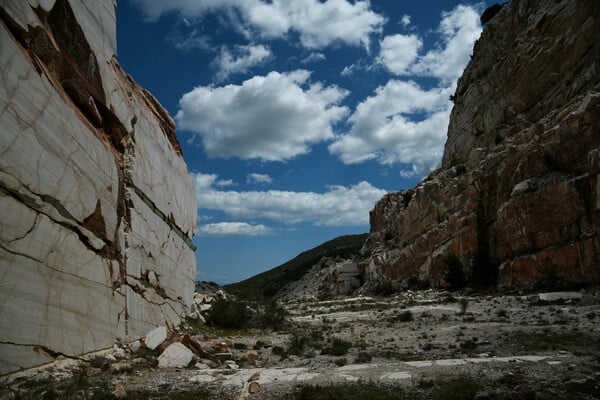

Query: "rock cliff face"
(0, 0), (197, 374)
(360, 0), (600, 288)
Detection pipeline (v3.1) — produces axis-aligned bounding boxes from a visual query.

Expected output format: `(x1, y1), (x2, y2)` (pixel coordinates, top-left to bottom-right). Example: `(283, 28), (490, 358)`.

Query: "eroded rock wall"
(0, 0), (197, 374)
(361, 0), (600, 288)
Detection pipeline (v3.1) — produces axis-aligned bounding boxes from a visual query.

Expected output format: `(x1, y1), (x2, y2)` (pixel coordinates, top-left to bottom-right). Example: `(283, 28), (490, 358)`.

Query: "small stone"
(579, 294), (597, 306)
(112, 386), (127, 399)
(112, 344), (127, 359)
(538, 292), (583, 302)
(248, 381), (260, 394)
(109, 362), (132, 374)
(145, 326), (168, 350)
(243, 350), (259, 362)
(128, 340), (142, 353)
(225, 360), (239, 370)
(148, 270), (159, 285)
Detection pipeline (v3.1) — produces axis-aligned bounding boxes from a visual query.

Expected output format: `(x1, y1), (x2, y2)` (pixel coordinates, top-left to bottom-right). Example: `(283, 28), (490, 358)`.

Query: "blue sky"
(116, 0), (485, 284)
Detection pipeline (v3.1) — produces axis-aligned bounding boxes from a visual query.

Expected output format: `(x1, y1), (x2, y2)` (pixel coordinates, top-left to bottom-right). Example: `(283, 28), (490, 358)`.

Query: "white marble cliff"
(0, 0), (197, 374)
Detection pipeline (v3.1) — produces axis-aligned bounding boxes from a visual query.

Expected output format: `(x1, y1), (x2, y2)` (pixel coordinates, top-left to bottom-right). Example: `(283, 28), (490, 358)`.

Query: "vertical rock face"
(361, 0), (600, 288)
(0, 0), (197, 374)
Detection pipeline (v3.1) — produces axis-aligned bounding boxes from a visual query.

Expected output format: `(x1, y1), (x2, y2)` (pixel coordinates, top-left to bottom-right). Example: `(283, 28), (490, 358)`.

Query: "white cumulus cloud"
(212, 44), (272, 81)
(247, 173), (273, 184)
(176, 70), (348, 161)
(302, 52), (326, 64)
(132, 0), (385, 50)
(331, 5), (482, 177)
(329, 80), (453, 176)
(198, 222), (273, 237)
(192, 173), (387, 226)
(400, 14), (412, 28)
(409, 5), (482, 83)
(378, 34), (423, 75)
(378, 5), (482, 83)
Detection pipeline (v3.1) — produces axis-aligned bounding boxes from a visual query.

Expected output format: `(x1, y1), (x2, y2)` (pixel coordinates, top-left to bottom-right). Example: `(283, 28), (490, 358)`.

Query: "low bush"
(433, 376), (481, 400)
(321, 337), (353, 356)
(397, 310), (414, 322)
(205, 299), (250, 329)
(334, 358), (347, 367)
(254, 300), (288, 330)
(355, 351), (372, 363)
(294, 383), (400, 400)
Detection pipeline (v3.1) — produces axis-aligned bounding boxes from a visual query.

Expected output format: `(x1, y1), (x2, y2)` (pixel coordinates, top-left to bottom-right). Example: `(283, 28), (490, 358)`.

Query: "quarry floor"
(2, 290), (600, 399)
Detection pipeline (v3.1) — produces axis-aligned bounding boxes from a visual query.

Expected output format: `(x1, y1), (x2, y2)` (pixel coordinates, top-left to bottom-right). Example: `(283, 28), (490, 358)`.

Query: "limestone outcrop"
(360, 0), (600, 288)
(0, 0), (197, 374)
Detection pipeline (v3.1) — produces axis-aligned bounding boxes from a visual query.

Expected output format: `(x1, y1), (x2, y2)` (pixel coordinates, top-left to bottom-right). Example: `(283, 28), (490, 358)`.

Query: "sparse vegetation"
(402, 191), (413, 207)
(433, 376), (481, 400)
(205, 299), (250, 329)
(321, 337), (353, 356)
(373, 278), (399, 296)
(459, 298), (469, 315)
(294, 383), (402, 400)
(397, 310), (414, 322)
(334, 357), (348, 367)
(355, 351), (372, 363)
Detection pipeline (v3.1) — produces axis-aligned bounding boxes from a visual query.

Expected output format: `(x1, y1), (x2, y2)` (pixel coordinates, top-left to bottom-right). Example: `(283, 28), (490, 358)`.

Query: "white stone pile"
(188, 290), (227, 322)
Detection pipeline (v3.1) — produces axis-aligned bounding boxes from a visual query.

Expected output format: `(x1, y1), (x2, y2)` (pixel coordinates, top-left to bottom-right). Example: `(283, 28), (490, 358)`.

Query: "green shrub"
(355, 351), (372, 363)
(295, 383), (398, 400)
(459, 298), (469, 315)
(287, 332), (310, 356)
(255, 300), (288, 330)
(373, 279), (398, 296)
(397, 310), (414, 322)
(433, 376), (481, 400)
(402, 191), (413, 207)
(334, 358), (347, 367)
(406, 275), (430, 290)
(272, 346), (286, 357)
(321, 337), (352, 356)
(206, 299), (250, 329)
(455, 165), (467, 175)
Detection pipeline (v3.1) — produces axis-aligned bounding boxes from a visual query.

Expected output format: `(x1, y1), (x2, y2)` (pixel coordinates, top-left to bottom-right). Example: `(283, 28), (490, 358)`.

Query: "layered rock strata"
(361, 0), (600, 288)
(0, 0), (197, 374)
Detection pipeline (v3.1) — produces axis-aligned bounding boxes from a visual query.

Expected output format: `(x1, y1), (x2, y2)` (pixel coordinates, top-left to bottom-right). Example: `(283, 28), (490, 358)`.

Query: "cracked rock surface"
(0, 0), (196, 374)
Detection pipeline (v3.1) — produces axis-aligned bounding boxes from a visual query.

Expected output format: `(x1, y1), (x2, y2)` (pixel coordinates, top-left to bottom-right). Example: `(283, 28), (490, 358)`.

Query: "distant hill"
(224, 233), (368, 299)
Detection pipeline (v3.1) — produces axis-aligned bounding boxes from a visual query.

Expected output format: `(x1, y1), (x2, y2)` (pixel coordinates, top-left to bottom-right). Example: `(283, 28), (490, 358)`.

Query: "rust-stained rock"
(360, 0), (600, 288)
(248, 381), (260, 394)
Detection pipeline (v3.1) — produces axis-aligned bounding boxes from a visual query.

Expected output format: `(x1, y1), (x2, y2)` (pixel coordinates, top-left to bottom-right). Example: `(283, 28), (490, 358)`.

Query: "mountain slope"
(225, 234), (367, 298)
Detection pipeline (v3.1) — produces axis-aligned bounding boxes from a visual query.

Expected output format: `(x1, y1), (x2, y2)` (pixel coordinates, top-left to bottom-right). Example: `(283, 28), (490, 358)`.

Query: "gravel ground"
(2, 290), (600, 399)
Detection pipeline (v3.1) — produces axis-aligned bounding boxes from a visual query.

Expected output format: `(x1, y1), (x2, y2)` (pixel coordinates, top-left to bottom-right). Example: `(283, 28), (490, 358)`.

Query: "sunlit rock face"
(0, 0), (197, 374)
(361, 0), (600, 288)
